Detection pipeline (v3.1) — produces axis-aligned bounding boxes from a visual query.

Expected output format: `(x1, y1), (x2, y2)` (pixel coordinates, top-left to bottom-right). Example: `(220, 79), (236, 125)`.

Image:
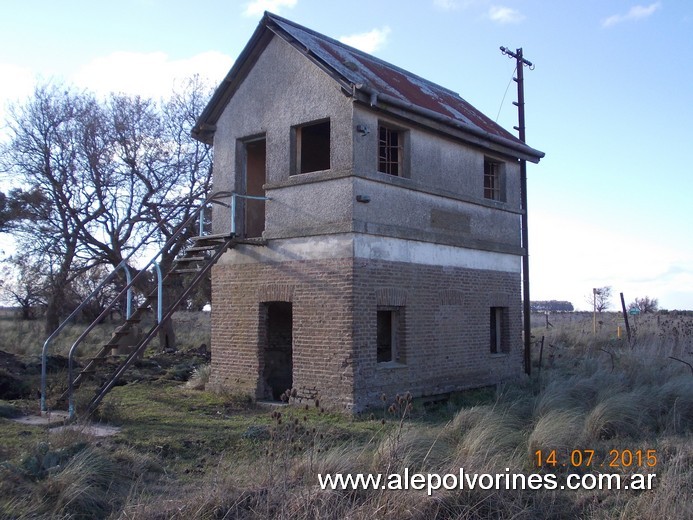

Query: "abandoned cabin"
(191, 12), (544, 412)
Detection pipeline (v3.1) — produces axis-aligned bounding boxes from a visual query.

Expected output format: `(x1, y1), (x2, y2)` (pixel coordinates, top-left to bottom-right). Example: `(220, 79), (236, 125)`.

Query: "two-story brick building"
(192, 12), (544, 411)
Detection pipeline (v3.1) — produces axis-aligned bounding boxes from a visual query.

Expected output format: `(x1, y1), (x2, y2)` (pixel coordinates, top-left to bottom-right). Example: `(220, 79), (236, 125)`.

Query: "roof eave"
(353, 86), (544, 163)
(191, 14), (275, 144)
(193, 12), (545, 164)
(192, 12), (355, 144)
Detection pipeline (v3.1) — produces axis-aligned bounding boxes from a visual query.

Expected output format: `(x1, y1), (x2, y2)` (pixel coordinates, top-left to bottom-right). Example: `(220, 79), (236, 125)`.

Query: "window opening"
(295, 120), (330, 174)
(377, 307), (403, 363)
(484, 158), (503, 201)
(378, 125), (402, 176)
(490, 306), (509, 353)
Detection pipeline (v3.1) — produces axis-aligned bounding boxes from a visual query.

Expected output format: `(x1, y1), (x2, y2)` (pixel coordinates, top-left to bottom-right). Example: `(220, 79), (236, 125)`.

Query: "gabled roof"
(192, 12), (544, 162)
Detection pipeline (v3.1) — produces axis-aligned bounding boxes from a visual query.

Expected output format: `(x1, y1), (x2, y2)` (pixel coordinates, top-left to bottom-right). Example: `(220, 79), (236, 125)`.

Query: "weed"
(1, 312), (691, 519)
(185, 363), (211, 390)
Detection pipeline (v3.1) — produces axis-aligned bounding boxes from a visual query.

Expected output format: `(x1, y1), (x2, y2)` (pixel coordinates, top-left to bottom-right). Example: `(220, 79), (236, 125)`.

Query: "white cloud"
(602, 2), (661, 28)
(488, 5), (525, 24)
(339, 26), (391, 54)
(0, 63), (36, 107)
(433, 0), (484, 10)
(243, 0), (297, 17)
(71, 51), (234, 99)
(530, 209), (693, 311)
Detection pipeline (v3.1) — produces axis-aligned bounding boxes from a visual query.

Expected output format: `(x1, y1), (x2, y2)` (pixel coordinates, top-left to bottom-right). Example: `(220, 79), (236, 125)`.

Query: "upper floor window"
(378, 125), (402, 176)
(484, 158), (504, 201)
(293, 120), (330, 174)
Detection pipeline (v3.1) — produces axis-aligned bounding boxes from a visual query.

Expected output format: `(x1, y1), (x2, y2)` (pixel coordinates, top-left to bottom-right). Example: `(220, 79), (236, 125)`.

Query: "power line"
(495, 65), (517, 123)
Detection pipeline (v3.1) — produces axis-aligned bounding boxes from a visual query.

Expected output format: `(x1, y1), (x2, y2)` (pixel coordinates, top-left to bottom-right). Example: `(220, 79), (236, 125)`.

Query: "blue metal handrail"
(67, 191), (243, 418)
(39, 200), (191, 412)
(230, 192), (272, 235)
(41, 191), (235, 413)
(121, 264), (133, 319)
(153, 262), (163, 324)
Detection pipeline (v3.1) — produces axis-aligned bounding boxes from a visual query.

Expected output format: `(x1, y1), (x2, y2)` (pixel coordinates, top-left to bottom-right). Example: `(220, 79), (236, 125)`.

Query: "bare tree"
(629, 296), (659, 314)
(0, 78), (214, 337)
(587, 286), (612, 313)
(1, 85), (94, 332)
(0, 255), (47, 319)
(64, 265), (126, 323)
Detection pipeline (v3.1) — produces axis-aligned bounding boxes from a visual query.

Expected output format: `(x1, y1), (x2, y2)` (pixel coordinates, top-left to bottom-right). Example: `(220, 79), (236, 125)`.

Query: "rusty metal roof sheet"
(272, 15), (512, 138)
(193, 12), (543, 161)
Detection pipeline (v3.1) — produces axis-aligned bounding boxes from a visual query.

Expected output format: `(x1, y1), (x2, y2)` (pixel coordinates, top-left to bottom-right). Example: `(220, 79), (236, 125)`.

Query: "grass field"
(0, 311), (691, 519)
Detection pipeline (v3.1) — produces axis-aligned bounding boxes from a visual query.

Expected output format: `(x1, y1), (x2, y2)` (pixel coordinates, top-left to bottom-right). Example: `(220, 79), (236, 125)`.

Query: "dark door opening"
(261, 302), (293, 401)
(244, 139), (266, 238)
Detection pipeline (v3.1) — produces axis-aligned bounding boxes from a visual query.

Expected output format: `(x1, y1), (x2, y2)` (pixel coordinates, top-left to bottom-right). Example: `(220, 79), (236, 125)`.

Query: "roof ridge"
(193, 11), (543, 161)
(262, 11), (463, 99)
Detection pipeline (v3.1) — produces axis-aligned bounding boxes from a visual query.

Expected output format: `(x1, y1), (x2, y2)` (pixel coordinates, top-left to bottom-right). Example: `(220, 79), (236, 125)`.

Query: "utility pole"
(500, 46), (534, 376)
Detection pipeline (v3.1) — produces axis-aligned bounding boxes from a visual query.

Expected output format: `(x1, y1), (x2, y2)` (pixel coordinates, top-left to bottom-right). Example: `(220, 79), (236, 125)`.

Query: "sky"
(1, 0), (692, 311)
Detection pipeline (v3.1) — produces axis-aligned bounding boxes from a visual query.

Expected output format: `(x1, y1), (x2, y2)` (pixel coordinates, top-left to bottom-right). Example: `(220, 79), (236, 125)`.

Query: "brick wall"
(210, 253), (523, 412)
(352, 258), (523, 410)
(210, 257), (356, 409)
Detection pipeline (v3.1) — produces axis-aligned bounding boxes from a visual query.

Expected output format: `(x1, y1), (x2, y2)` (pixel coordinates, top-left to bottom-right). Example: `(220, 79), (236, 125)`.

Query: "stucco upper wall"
(208, 32), (523, 252)
(352, 176), (521, 253)
(352, 105), (522, 209)
(211, 34), (354, 234)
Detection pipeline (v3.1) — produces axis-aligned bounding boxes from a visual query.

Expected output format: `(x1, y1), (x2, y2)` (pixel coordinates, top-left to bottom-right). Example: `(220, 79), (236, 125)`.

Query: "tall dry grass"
(116, 334), (690, 519)
(122, 322), (691, 520)
(0, 428), (161, 519)
(0, 310), (210, 360)
(2, 313), (691, 519)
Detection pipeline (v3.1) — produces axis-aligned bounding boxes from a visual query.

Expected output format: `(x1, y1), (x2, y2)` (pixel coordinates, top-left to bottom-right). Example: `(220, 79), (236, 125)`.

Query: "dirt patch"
(0, 349), (27, 373)
(50, 423), (122, 437)
(0, 351), (33, 399)
(0, 369), (32, 399)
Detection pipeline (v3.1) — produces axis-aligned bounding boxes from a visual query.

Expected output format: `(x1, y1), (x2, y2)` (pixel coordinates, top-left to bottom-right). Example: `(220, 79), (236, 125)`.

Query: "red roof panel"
(270, 14), (522, 144)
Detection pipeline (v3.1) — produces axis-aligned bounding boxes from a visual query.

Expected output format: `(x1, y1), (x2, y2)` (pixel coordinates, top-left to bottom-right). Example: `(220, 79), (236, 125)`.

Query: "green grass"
(0, 313), (691, 519)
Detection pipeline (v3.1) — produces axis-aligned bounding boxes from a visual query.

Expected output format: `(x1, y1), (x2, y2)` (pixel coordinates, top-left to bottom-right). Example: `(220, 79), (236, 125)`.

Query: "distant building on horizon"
(531, 301), (574, 313)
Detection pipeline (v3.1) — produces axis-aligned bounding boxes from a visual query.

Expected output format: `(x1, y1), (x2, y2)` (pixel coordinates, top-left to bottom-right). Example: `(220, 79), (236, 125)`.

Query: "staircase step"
(174, 256), (207, 263)
(234, 237), (268, 246)
(191, 233), (233, 243)
(171, 268), (204, 275)
(59, 233), (237, 417)
(185, 245), (218, 253)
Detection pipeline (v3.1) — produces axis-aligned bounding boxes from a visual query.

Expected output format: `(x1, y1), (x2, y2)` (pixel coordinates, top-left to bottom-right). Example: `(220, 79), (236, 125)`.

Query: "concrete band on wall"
(218, 233), (521, 274)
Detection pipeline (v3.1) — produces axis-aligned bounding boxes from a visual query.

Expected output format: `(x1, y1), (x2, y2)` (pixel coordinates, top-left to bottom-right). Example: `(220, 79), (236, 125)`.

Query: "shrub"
(185, 363), (211, 390)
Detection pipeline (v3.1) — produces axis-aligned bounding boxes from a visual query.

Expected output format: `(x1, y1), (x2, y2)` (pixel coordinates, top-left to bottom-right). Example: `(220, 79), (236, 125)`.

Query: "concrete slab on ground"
(11, 410), (69, 426)
(10, 412), (121, 437)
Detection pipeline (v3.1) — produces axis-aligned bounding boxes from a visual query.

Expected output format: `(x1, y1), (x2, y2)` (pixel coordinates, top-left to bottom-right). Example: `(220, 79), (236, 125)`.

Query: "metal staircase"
(40, 191), (269, 419)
